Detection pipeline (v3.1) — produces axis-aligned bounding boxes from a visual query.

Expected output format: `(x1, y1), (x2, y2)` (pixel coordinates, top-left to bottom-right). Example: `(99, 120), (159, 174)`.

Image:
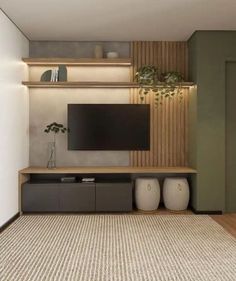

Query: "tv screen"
(68, 104), (150, 150)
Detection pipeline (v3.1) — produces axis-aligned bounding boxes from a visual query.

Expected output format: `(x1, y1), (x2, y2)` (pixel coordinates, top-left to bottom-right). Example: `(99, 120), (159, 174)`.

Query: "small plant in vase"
(44, 122), (67, 168)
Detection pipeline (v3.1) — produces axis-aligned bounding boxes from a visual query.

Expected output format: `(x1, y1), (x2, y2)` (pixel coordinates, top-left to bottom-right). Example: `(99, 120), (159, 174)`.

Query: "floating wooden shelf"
(22, 58), (132, 66)
(22, 81), (137, 88)
(19, 166), (197, 174)
(22, 81), (195, 89)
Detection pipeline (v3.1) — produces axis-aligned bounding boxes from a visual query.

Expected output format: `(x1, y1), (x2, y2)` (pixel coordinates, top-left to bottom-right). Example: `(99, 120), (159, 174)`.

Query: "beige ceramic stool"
(163, 178), (190, 211)
(135, 178), (160, 211)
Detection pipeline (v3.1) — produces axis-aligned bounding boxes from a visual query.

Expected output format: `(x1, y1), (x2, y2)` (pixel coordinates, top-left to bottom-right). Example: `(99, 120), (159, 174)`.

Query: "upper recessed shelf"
(22, 58), (132, 66)
(22, 58), (195, 88)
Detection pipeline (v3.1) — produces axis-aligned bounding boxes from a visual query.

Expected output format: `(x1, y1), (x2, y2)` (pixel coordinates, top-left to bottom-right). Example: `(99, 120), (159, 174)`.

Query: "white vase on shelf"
(94, 45), (103, 58)
(106, 51), (119, 58)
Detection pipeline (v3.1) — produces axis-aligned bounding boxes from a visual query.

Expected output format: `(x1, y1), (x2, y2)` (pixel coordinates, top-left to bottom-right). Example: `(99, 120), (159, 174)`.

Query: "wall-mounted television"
(68, 104), (150, 150)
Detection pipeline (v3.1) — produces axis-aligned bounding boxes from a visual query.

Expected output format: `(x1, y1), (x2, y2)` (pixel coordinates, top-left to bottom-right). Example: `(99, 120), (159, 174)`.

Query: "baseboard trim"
(191, 206), (222, 215)
(0, 212), (20, 233)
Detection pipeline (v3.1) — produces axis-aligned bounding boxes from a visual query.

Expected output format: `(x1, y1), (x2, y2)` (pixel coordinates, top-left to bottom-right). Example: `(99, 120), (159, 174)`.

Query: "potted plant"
(135, 66), (184, 105)
(158, 71), (184, 103)
(44, 122), (67, 168)
(135, 65), (159, 101)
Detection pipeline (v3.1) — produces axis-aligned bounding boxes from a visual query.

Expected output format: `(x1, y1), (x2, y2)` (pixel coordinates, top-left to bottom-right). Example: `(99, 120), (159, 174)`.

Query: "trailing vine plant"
(158, 71), (184, 103)
(134, 65), (159, 101)
(135, 66), (184, 105)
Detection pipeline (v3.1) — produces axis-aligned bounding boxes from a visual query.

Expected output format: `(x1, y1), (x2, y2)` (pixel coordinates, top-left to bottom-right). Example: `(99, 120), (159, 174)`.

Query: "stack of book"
(50, 69), (59, 82)
(40, 65), (67, 82)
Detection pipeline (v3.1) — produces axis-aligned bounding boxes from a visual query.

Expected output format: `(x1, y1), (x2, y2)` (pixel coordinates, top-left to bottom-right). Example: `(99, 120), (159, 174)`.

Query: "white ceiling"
(1, 0), (236, 41)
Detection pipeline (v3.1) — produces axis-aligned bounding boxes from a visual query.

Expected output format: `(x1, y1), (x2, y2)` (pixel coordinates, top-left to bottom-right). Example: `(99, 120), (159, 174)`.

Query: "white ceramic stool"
(163, 178), (190, 211)
(135, 178), (160, 211)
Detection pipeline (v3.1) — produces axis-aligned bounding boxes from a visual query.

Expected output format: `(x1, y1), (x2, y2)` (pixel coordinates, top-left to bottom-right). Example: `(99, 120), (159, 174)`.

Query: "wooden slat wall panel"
(130, 41), (189, 167)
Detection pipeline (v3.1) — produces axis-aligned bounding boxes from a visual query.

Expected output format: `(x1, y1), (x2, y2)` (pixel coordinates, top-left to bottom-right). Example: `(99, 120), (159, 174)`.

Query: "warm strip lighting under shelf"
(22, 58), (132, 66)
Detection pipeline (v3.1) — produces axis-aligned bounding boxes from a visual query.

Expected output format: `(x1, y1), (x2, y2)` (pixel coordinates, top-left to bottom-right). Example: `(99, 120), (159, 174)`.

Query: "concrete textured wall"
(188, 31), (236, 212)
(29, 88), (130, 167)
(29, 41), (131, 167)
(30, 41), (130, 58)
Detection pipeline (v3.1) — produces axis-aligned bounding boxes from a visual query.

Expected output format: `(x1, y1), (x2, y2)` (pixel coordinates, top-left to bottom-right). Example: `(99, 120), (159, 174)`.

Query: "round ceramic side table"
(163, 178), (190, 211)
(135, 178), (160, 211)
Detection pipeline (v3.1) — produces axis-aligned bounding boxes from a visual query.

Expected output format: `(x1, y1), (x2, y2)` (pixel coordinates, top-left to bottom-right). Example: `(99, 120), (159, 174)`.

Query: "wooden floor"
(211, 213), (236, 238)
(132, 208), (236, 238)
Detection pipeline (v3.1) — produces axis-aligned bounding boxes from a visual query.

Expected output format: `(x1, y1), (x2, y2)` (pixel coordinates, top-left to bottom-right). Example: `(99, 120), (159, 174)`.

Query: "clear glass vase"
(47, 141), (56, 169)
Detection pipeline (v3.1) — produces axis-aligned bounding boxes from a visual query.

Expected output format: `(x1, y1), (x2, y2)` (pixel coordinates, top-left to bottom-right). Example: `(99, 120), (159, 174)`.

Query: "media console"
(19, 166), (197, 213)
(22, 181), (133, 212)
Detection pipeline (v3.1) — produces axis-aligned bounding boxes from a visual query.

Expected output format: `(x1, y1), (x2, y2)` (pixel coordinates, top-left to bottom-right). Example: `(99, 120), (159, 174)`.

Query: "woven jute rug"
(0, 215), (235, 281)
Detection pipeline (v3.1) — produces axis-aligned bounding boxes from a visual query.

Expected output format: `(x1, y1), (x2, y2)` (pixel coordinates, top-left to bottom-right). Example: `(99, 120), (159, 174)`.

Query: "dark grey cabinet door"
(22, 183), (59, 212)
(96, 183), (132, 212)
(59, 183), (95, 212)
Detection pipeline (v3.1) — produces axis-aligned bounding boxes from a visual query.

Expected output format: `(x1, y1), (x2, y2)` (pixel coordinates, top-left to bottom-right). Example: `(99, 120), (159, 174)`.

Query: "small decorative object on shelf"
(58, 65), (67, 82)
(106, 51), (119, 58)
(40, 70), (52, 82)
(47, 142), (56, 169)
(135, 65), (185, 105)
(94, 45), (103, 58)
(40, 66), (67, 82)
(40, 69), (59, 82)
(44, 122), (67, 169)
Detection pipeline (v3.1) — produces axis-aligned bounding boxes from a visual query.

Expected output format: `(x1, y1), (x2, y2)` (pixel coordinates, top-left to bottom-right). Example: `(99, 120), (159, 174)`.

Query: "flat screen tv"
(68, 104), (150, 150)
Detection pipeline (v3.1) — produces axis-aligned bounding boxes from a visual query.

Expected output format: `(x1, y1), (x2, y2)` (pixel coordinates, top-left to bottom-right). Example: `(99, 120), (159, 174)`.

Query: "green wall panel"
(188, 31), (236, 212)
(226, 62), (236, 212)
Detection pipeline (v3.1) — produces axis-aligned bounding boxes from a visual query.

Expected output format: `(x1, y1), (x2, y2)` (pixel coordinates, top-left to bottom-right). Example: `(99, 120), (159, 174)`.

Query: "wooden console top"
(19, 166), (197, 174)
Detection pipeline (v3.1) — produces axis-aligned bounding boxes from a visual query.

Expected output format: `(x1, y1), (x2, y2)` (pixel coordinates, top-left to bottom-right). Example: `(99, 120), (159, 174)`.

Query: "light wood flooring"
(132, 208), (236, 238)
(211, 213), (236, 238)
